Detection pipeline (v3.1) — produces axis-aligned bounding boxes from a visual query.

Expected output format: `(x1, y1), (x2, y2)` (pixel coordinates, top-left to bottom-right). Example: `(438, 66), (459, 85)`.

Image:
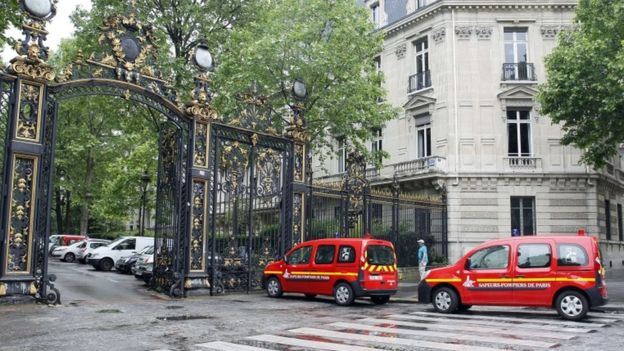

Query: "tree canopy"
(0, 0), (23, 50)
(538, 0), (624, 168)
(215, 0), (396, 161)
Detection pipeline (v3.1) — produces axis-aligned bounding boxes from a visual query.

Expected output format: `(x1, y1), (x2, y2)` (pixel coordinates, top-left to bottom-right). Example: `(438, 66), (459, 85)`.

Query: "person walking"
(417, 239), (428, 282)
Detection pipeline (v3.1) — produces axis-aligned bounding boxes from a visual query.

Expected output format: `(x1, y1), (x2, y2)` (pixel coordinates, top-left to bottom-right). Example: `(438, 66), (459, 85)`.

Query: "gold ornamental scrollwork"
(186, 73), (219, 122)
(0, 283), (7, 296)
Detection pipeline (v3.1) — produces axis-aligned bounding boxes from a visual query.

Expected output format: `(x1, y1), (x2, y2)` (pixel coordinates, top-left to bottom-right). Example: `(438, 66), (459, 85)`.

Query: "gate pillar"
(184, 58), (218, 295)
(286, 100), (309, 249)
(0, 0), (59, 303)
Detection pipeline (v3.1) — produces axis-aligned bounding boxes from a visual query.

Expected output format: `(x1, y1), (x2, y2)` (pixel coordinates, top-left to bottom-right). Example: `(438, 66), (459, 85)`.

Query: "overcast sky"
(1, 0), (92, 62)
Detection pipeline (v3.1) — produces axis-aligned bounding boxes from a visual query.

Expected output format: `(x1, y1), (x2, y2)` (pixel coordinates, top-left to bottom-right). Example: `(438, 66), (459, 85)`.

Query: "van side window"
(116, 239), (136, 250)
(557, 244), (588, 266)
(338, 246), (356, 263)
(467, 245), (509, 270)
(288, 246), (312, 264)
(517, 244), (551, 268)
(315, 245), (335, 264)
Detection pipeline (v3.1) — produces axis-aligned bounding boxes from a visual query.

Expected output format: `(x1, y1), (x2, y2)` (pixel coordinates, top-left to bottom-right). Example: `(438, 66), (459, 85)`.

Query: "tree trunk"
(54, 188), (64, 234)
(65, 190), (71, 233)
(79, 151), (95, 235)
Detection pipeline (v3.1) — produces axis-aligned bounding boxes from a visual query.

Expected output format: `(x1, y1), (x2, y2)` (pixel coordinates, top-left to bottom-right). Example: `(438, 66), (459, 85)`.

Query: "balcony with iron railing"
(314, 156), (447, 185)
(502, 62), (536, 81)
(504, 156), (542, 171)
(408, 70), (431, 93)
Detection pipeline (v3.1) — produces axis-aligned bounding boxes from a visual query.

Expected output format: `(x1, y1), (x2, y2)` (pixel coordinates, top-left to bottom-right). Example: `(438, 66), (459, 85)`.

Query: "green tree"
(538, 0), (624, 168)
(0, 0), (24, 50)
(215, 0), (396, 161)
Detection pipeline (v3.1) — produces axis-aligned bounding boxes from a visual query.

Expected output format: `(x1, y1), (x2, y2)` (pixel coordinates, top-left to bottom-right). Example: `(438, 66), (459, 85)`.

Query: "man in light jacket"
(417, 239), (428, 282)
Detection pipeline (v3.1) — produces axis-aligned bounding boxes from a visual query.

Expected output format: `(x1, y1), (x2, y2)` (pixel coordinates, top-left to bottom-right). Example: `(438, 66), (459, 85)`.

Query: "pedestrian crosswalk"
(183, 309), (622, 351)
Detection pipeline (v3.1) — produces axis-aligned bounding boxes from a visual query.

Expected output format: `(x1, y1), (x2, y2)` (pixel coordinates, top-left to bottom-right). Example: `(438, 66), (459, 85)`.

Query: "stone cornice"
(382, 0), (577, 37)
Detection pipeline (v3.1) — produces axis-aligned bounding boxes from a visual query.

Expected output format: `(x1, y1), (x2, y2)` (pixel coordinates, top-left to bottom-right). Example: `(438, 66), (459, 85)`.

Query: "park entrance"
(0, 2), (299, 302)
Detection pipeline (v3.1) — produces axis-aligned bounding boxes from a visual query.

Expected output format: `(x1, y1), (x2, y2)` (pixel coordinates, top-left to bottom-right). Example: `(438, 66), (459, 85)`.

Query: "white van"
(87, 236), (153, 271)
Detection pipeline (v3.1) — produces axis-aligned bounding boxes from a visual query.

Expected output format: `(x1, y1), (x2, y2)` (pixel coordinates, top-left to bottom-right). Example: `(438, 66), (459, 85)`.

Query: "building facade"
(313, 0), (624, 268)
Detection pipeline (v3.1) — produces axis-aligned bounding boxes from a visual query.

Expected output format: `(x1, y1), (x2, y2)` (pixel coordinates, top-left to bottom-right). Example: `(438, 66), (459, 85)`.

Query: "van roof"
(478, 235), (596, 246)
(299, 238), (393, 245)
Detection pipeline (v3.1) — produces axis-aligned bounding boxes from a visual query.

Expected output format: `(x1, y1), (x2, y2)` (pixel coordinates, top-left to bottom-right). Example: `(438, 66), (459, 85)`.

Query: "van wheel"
(334, 282), (355, 306)
(99, 258), (114, 272)
(371, 296), (390, 305)
(556, 290), (588, 321)
(266, 277), (283, 298)
(64, 253), (75, 263)
(433, 287), (459, 313)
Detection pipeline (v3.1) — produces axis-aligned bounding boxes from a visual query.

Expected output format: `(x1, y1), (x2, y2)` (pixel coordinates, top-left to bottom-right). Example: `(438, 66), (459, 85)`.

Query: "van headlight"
(90, 253), (99, 258)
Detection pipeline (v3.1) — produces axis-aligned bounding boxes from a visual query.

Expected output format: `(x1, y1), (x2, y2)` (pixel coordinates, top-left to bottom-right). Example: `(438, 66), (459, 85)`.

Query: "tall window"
(371, 3), (381, 28)
(417, 123), (431, 158)
(337, 136), (346, 173)
(504, 28), (529, 80)
(511, 197), (535, 236)
(373, 56), (383, 102)
(618, 203), (623, 241)
(605, 200), (612, 240)
(417, 0), (426, 9)
(507, 109), (531, 157)
(371, 128), (383, 153)
(411, 37), (430, 91)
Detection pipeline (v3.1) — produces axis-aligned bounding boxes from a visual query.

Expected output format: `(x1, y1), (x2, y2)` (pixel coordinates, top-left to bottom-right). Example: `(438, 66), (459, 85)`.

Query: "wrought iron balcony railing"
(505, 156), (540, 168)
(408, 70), (432, 93)
(502, 62), (536, 81)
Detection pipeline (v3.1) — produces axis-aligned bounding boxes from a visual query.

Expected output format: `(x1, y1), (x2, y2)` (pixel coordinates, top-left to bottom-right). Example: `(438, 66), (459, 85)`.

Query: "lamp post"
(140, 170), (151, 237)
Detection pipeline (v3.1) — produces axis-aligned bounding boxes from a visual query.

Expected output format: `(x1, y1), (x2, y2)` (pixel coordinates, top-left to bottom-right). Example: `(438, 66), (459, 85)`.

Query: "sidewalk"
(392, 269), (624, 312)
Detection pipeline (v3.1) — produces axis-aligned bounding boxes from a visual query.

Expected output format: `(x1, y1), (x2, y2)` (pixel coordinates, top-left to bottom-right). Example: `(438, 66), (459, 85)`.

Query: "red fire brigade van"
(418, 229), (608, 320)
(263, 238), (398, 305)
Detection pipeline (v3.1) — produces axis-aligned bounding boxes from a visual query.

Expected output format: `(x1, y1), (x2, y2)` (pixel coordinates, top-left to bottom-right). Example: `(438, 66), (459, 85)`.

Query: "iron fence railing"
(502, 62), (536, 81)
(408, 70), (432, 93)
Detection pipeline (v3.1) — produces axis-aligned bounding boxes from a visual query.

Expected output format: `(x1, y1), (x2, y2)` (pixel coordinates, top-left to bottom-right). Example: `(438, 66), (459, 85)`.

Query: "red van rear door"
(363, 244), (398, 291)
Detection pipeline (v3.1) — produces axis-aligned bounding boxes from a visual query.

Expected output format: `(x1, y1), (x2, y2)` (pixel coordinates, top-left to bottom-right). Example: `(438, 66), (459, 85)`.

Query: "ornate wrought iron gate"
(0, 1), (303, 302)
(308, 152), (448, 267)
(206, 117), (293, 294)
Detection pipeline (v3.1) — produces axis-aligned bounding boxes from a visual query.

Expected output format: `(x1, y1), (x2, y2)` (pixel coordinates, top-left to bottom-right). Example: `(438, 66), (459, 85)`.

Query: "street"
(0, 261), (623, 351)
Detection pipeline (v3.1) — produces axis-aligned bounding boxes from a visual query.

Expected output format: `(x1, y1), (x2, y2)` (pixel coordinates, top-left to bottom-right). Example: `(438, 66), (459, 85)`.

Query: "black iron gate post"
(286, 81), (309, 248)
(184, 50), (218, 296)
(0, 1), (59, 304)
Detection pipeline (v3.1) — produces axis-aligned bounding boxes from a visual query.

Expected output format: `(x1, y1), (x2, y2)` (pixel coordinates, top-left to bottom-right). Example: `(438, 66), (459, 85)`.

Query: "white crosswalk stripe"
(387, 313), (598, 333)
(191, 310), (616, 351)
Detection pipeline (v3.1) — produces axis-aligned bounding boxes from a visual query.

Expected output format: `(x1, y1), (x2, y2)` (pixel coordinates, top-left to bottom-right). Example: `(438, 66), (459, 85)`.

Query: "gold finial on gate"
(7, 0), (57, 80)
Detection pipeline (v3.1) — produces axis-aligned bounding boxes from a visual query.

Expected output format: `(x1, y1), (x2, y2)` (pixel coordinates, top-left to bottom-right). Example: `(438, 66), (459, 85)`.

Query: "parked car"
(77, 239), (111, 263)
(263, 237), (398, 306)
(48, 234), (87, 254)
(88, 236), (153, 271)
(116, 245), (153, 274)
(132, 246), (155, 283)
(418, 229), (608, 320)
(50, 240), (86, 262)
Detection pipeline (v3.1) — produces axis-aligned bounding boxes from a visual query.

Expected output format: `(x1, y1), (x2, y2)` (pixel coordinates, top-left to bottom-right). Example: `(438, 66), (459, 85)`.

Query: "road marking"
(388, 314), (597, 333)
(196, 341), (278, 351)
(359, 317), (576, 340)
(246, 334), (382, 351)
(411, 311), (608, 327)
(289, 327), (503, 351)
(329, 322), (560, 349)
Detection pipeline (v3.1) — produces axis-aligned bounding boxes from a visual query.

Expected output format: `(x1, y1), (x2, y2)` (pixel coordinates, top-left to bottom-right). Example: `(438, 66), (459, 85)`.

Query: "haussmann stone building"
(312, 0), (624, 269)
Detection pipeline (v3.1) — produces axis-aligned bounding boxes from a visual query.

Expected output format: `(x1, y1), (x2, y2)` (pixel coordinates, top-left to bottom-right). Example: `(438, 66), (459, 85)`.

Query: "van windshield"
(367, 245), (394, 265)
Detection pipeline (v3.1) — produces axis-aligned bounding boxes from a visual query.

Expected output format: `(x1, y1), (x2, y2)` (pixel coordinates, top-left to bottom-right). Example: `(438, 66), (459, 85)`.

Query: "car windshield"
(141, 246), (154, 254)
(73, 241), (87, 249)
(367, 245), (395, 265)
